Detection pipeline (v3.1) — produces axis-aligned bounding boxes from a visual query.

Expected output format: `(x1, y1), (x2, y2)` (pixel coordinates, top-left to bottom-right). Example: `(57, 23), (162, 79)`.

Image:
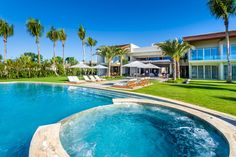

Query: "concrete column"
(219, 63), (224, 80)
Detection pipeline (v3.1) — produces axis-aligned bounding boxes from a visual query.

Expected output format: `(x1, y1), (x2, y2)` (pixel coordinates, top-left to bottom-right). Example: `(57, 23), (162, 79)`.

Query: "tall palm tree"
(97, 46), (117, 77)
(78, 25), (86, 62)
(159, 40), (179, 80)
(26, 18), (44, 64)
(86, 37), (97, 66)
(58, 29), (67, 65)
(159, 39), (192, 80)
(0, 19), (14, 62)
(116, 47), (129, 76)
(208, 0), (236, 82)
(46, 27), (59, 65)
(175, 40), (192, 79)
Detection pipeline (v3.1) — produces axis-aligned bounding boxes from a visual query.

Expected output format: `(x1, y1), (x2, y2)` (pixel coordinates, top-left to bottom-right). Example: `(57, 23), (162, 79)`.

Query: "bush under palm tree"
(208, 0), (236, 83)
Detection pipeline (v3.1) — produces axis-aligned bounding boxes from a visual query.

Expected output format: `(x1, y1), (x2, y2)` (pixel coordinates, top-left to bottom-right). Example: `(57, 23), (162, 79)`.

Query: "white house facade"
(183, 31), (236, 80)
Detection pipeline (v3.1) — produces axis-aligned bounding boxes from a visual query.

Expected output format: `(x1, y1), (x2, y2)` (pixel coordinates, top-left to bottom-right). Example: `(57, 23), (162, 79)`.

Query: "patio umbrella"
(144, 63), (160, 69)
(123, 61), (147, 76)
(91, 64), (108, 69)
(70, 62), (91, 76)
(123, 61), (147, 68)
(70, 62), (91, 69)
(91, 64), (108, 75)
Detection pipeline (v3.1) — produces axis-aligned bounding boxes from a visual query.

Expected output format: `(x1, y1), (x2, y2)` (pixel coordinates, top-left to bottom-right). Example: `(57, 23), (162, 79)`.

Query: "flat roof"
(183, 30), (236, 42)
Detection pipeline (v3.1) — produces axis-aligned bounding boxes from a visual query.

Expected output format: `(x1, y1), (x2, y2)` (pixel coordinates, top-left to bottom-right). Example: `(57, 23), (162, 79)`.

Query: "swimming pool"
(0, 83), (231, 157)
(0, 83), (139, 157)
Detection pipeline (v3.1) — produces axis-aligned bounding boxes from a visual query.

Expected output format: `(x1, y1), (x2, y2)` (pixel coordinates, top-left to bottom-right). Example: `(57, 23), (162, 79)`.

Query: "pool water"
(60, 104), (229, 157)
(0, 83), (135, 157)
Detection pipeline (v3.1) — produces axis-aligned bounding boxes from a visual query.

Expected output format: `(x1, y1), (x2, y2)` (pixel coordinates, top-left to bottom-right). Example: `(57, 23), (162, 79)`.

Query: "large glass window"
(204, 48), (211, 60)
(212, 66), (219, 79)
(231, 45), (236, 60)
(198, 49), (203, 60)
(198, 66), (204, 79)
(233, 65), (236, 80)
(192, 66), (197, 78)
(211, 48), (219, 60)
(205, 66), (212, 79)
(191, 50), (197, 60)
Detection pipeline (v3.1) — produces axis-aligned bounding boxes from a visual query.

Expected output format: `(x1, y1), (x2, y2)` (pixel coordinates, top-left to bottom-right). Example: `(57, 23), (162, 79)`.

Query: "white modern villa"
(97, 30), (236, 80)
(184, 31), (236, 80)
(97, 44), (188, 77)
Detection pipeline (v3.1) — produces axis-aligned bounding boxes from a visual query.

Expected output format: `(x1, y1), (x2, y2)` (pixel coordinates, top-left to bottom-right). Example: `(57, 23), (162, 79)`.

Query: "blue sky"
(0, 0), (236, 61)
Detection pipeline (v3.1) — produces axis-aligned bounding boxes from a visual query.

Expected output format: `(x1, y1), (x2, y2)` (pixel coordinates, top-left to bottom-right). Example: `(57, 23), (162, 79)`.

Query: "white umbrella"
(91, 64), (108, 69)
(144, 63), (160, 69)
(70, 62), (91, 69)
(123, 61), (146, 68)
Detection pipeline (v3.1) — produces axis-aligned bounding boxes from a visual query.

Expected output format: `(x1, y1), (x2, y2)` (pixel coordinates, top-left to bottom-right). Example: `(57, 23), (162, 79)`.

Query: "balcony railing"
(190, 55), (236, 61)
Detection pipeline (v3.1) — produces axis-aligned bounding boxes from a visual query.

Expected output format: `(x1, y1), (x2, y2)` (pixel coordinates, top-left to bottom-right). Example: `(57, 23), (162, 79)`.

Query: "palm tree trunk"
(172, 59), (176, 80)
(36, 41), (40, 64)
(120, 56), (123, 76)
(176, 59), (180, 79)
(90, 47), (93, 74)
(62, 42), (65, 65)
(82, 41), (85, 62)
(107, 60), (111, 77)
(53, 41), (56, 64)
(225, 20), (232, 83)
(3, 38), (7, 63)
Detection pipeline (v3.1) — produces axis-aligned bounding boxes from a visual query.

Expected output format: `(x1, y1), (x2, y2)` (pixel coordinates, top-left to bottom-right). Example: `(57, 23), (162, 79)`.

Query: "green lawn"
(0, 77), (236, 116)
(0, 76), (68, 83)
(133, 80), (236, 116)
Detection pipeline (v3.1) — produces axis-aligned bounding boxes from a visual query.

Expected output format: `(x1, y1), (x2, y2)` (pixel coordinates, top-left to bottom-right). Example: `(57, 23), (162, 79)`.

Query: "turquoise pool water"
(60, 104), (229, 157)
(0, 83), (136, 157)
(0, 83), (230, 157)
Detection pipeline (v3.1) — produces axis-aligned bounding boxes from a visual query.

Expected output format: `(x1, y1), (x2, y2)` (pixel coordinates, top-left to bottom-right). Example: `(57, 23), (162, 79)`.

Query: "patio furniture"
(94, 75), (106, 81)
(67, 76), (85, 84)
(89, 75), (99, 82)
(83, 75), (96, 82)
(113, 79), (138, 89)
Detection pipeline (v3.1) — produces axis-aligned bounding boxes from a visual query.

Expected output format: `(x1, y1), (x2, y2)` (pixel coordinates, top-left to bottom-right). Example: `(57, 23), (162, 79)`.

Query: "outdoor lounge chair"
(94, 75), (106, 81)
(83, 75), (96, 82)
(183, 79), (191, 84)
(67, 76), (85, 84)
(138, 78), (150, 86)
(113, 79), (138, 89)
(89, 75), (99, 82)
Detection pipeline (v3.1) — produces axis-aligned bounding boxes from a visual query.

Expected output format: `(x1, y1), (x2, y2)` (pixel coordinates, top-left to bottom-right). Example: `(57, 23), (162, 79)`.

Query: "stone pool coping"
(1, 82), (236, 156)
(29, 98), (236, 157)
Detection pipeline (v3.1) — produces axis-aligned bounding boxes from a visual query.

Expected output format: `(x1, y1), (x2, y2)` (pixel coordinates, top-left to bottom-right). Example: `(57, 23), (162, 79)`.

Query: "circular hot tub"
(59, 103), (229, 157)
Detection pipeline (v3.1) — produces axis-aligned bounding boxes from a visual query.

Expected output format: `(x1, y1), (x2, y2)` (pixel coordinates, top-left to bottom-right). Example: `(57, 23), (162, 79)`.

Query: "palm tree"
(26, 18), (44, 64)
(58, 29), (67, 65)
(46, 27), (59, 65)
(159, 39), (192, 80)
(78, 25), (86, 62)
(208, 0), (236, 82)
(86, 37), (97, 66)
(175, 40), (192, 79)
(116, 47), (129, 76)
(159, 40), (179, 80)
(97, 46), (117, 77)
(0, 19), (14, 62)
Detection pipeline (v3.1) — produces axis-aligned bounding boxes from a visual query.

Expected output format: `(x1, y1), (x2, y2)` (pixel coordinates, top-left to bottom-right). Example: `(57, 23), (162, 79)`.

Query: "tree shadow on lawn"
(169, 83), (236, 92)
(214, 96), (236, 102)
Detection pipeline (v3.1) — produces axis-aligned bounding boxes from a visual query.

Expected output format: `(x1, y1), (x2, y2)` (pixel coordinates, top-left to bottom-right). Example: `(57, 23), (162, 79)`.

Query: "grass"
(0, 77), (236, 116)
(0, 76), (68, 83)
(133, 80), (236, 116)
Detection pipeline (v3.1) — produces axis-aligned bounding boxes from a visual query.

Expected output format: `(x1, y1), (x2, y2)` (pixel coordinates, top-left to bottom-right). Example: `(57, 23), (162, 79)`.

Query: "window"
(225, 65), (236, 80)
(204, 48), (211, 60)
(198, 49), (203, 60)
(191, 50), (197, 60)
(212, 66), (218, 79)
(231, 45), (236, 59)
(192, 66), (197, 78)
(198, 66), (204, 79)
(205, 66), (212, 80)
